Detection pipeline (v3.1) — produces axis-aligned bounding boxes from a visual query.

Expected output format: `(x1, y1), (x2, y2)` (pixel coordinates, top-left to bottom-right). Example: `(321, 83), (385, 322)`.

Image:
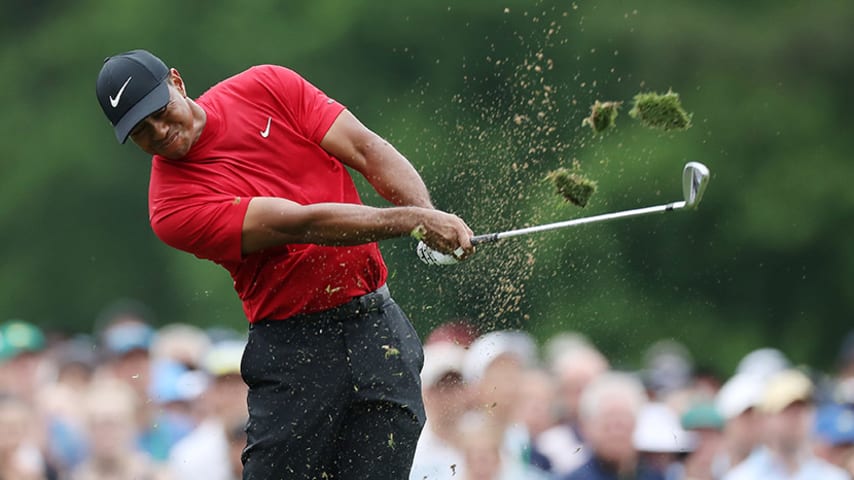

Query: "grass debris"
(581, 100), (621, 133)
(629, 90), (692, 131)
(546, 166), (597, 207)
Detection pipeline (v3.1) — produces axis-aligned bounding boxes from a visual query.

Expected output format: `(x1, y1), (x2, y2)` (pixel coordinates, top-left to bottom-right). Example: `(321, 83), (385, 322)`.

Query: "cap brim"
(114, 81), (170, 144)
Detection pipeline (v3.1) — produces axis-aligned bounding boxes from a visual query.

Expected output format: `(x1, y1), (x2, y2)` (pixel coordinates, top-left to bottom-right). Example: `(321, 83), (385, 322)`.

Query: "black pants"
(240, 285), (426, 479)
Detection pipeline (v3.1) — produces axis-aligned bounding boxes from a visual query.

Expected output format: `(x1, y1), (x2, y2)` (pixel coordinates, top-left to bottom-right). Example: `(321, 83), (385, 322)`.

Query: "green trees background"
(2, 0), (853, 373)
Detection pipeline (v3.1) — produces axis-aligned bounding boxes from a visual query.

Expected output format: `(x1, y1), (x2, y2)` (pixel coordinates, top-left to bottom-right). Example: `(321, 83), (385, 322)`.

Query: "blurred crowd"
(2, 301), (854, 480)
(0, 300), (247, 480)
(410, 322), (854, 480)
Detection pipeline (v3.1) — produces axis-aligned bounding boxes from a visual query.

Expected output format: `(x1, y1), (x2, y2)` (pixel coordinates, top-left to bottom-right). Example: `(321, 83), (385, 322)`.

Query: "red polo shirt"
(148, 65), (387, 322)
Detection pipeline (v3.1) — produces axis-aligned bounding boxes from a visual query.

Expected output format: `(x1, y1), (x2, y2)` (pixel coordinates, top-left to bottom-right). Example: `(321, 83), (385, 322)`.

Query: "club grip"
(471, 233), (499, 246)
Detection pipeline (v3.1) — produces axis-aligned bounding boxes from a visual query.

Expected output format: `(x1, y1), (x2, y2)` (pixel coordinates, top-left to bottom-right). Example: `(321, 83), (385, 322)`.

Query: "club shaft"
(471, 201), (686, 245)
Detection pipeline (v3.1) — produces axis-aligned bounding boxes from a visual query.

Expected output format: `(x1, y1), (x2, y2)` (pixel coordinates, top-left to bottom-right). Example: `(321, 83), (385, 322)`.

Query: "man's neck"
(594, 453), (638, 477)
(767, 442), (809, 474)
(189, 98), (207, 148)
(726, 440), (754, 467)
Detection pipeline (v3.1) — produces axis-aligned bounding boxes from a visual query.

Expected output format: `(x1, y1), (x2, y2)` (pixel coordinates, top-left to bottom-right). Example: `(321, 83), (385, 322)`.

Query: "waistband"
(254, 285), (391, 326)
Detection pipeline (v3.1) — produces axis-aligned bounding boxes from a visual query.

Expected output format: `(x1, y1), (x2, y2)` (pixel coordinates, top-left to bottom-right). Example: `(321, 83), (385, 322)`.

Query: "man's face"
(477, 355), (523, 419)
(725, 408), (762, 452)
(129, 71), (198, 159)
(424, 372), (471, 423)
(584, 398), (637, 464)
(766, 401), (814, 452)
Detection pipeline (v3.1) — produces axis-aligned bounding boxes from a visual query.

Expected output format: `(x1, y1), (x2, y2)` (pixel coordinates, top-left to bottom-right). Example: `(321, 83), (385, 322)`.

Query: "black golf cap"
(96, 50), (170, 144)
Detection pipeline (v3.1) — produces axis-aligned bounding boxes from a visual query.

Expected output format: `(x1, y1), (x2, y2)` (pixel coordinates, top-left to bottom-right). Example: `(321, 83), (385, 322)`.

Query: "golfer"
(95, 49), (474, 479)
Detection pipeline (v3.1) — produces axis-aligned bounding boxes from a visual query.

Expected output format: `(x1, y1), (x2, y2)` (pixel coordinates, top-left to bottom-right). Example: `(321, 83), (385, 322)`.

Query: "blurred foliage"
(1, 0), (853, 373)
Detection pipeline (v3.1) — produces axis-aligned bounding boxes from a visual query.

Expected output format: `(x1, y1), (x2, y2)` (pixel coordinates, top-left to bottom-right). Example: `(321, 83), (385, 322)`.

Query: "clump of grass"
(629, 90), (692, 131)
(382, 345), (400, 359)
(546, 166), (597, 207)
(582, 100), (621, 133)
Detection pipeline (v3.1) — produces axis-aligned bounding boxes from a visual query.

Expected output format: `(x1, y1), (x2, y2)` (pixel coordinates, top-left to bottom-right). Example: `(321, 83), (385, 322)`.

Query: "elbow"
(242, 198), (313, 251)
(350, 136), (389, 174)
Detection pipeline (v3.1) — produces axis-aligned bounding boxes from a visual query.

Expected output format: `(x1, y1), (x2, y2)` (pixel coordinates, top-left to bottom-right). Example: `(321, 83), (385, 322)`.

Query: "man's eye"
(130, 103), (170, 137)
(153, 104), (169, 117)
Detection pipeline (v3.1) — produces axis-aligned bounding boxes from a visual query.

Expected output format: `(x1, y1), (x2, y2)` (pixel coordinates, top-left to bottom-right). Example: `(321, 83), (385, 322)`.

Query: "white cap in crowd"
(736, 348), (790, 381)
(715, 372), (765, 420)
(421, 342), (467, 388)
(633, 402), (697, 453)
(462, 330), (537, 383)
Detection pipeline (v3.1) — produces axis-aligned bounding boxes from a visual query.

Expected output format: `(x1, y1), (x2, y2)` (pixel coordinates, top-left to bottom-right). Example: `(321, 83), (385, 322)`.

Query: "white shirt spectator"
(169, 419), (233, 480)
(722, 446), (850, 480)
(409, 422), (466, 480)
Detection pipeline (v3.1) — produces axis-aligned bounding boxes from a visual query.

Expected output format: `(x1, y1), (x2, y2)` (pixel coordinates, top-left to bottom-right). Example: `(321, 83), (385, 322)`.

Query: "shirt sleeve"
(259, 65), (346, 144)
(150, 194), (250, 266)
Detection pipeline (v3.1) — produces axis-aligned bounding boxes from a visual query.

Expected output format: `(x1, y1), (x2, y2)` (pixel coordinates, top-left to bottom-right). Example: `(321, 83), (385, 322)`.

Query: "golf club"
(417, 161), (710, 266)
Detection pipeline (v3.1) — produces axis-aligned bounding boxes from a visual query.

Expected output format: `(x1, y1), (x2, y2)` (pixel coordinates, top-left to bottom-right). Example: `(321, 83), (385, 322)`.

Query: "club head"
(682, 162), (710, 209)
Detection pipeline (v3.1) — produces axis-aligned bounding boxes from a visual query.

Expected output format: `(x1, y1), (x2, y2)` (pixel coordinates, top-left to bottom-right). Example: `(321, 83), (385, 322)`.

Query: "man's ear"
(169, 68), (187, 97)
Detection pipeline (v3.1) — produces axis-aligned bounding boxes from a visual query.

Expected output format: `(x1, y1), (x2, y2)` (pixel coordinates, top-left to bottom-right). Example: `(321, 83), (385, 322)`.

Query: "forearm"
(291, 203), (421, 245)
(358, 137), (434, 208)
(242, 197), (423, 254)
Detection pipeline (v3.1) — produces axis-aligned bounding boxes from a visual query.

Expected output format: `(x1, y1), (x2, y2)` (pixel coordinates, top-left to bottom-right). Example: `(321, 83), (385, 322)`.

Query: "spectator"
(458, 413), (505, 480)
(146, 359), (206, 452)
(539, 341), (610, 475)
(679, 401), (725, 480)
(714, 373), (765, 472)
(463, 330), (543, 475)
(33, 336), (98, 472)
(0, 320), (58, 478)
(642, 340), (694, 401)
(456, 412), (548, 480)
(168, 340), (248, 480)
(410, 342), (471, 480)
(151, 323), (211, 371)
(0, 319), (48, 403)
(633, 402), (696, 479)
(52, 335), (98, 393)
(149, 325), (211, 418)
(514, 368), (560, 472)
(95, 308), (156, 399)
(722, 369), (850, 480)
(94, 302), (189, 462)
(36, 381), (89, 473)
(561, 371), (662, 480)
(71, 379), (166, 480)
(0, 395), (49, 480)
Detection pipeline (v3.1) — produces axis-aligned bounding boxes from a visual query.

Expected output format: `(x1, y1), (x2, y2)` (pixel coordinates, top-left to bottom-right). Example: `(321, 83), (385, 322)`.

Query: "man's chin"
(157, 142), (189, 160)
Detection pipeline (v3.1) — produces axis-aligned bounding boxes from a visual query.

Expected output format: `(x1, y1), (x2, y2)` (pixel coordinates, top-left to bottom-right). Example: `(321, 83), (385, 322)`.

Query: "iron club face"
(682, 162), (710, 209)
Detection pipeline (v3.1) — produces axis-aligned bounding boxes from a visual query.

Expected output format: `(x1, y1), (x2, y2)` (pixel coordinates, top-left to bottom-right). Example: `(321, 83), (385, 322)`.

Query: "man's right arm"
(241, 197), (472, 256)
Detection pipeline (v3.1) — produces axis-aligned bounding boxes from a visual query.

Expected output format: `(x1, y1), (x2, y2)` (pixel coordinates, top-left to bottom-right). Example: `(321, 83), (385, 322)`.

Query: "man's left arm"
(320, 110), (434, 209)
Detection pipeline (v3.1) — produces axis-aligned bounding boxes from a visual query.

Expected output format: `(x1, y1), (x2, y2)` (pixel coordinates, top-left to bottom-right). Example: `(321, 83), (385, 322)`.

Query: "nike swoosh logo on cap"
(109, 76), (132, 108)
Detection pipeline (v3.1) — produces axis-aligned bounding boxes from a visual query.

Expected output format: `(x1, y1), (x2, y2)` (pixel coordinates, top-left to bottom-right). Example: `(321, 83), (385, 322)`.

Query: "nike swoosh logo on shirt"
(109, 76), (132, 108)
(260, 116), (272, 138)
